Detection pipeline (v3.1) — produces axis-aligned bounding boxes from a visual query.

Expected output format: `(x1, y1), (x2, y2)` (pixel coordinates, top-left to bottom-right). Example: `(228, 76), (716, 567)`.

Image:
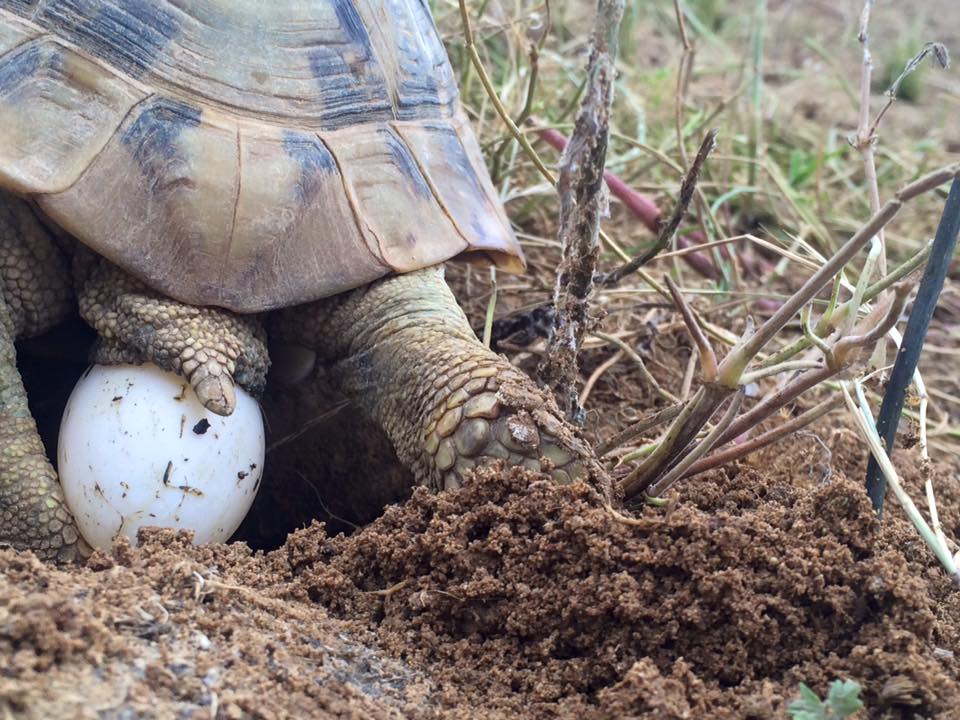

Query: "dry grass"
(433, 0), (960, 493)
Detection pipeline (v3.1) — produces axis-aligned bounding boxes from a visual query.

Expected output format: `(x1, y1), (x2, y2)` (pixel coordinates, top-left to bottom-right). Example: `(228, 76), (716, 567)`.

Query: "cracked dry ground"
(1, 426), (959, 719)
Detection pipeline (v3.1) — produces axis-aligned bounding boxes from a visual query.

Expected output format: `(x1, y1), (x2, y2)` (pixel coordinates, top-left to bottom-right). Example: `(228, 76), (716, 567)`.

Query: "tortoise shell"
(0, 0), (524, 312)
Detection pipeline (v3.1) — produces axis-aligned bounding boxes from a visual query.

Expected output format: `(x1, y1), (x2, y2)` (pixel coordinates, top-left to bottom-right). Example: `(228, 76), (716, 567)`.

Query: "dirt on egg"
(2, 441), (959, 719)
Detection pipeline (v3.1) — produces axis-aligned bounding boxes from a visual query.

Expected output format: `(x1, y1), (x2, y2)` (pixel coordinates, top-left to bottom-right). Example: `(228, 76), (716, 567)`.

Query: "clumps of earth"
(2, 453), (959, 718)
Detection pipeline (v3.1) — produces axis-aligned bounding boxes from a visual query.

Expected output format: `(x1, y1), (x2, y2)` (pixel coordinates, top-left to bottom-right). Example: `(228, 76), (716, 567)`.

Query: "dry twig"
(539, 0), (625, 422)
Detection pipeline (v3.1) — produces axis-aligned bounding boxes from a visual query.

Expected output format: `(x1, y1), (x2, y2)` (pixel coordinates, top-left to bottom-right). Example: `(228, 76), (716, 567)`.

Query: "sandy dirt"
(2, 445), (958, 718)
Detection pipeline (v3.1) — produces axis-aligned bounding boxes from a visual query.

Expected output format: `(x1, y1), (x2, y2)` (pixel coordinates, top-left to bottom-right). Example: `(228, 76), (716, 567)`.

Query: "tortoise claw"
(424, 375), (594, 491)
(189, 363), (237, 416)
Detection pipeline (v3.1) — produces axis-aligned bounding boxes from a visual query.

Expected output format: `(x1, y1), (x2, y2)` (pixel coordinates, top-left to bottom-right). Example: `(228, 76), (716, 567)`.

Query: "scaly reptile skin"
(272, 267), (601, 492)
(0, 191), (269, 560)
(2, 192), (602, 560)
(0, 195), (86, 561)
(74, 250), (269, 417)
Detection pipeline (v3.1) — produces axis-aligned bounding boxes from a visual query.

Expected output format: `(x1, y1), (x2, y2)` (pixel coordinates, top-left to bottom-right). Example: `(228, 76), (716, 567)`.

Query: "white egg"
(58, 363), (265, 550)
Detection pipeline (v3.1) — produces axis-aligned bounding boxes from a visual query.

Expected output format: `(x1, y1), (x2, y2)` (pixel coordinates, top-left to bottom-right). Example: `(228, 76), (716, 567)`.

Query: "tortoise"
(0, 0), (597, 561)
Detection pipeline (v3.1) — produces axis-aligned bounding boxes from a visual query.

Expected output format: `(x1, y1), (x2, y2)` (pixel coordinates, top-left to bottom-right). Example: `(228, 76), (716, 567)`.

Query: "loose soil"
(2, 443), (959, 718)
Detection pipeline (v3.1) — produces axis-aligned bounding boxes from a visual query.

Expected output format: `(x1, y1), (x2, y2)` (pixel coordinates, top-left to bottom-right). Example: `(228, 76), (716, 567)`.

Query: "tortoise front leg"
(272, 267), (603, 492)
(0, 193), (87, 561)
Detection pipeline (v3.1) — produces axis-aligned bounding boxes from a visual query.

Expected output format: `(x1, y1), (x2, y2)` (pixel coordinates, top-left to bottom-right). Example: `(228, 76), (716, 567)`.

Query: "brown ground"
(3, 438), (959, 718)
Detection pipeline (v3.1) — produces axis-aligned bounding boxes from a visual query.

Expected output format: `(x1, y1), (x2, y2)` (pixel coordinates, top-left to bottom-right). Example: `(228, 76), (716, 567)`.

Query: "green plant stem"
(597, 403), (684, 456)
(757, 240), (931, 369)
(682, 396), (843, 479)
(716, 164), (958, 385)
(647, 388), (745, 496)
(741, 359), (822, 384)
(745, 0), (766, 218)
(482, 267), (497, 348)
(622, 382), (731, 497)
(844, 383), (960, 586)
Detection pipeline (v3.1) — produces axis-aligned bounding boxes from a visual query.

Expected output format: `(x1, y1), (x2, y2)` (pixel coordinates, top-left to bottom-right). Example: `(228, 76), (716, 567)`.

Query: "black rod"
(866, 177), (960, 514)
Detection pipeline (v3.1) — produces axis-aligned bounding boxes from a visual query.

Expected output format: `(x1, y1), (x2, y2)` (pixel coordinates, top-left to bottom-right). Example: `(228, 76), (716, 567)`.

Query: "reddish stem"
(537, 126), (718, 279)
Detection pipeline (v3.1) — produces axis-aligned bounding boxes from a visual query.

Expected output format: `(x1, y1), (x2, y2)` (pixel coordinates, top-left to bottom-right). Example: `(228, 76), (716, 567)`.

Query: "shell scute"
(382, 0), (456, 114)
(304, 0), (393, 127)
(395, 119), (519, 266)
(225, 124), (387, 307)
(0, 11), (38, 53)
(120, 96), (202, 173)
(0, 32), (145, 193)
(325, 125), (467, 273)
(50, 0), (180, 79)
(1, 1), (525, 310)
(38, 99), (239, 302)
(0, 36), (41, 95)
(280, 130), (338, 205)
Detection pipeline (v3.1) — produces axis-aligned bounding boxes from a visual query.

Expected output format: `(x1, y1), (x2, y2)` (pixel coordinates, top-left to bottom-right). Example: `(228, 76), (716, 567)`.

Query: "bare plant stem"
(539, 0), (625, 421)
(601, 130), (718, 286)
(671, 0), (694, 169)
(716, 164), (958, 386)
(681, 396), (843, 479)
(594, 332), (679, 404)
(597, 403), (684, 456)
(741, 360), (823, 384)
(664, 275), (718, 381)
(712, 364), (832, 450)
(870, 42), (950, 140)
(646, 294), (902, 493)
(852, 0), (886, 277)
(647, 388), (745, 496)
(680, 349), (698, 401)
(621, 382), (731, 497)
(579, 349), (624, 407)
(616, 230), (920, 500)
(756, 240), (932, 370)
(710, 284), (909, 451)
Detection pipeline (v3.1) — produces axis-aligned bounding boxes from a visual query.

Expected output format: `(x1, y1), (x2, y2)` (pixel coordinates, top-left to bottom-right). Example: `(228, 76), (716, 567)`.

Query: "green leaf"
(787, 683), (826, 720)
(826, 679), (864, 717)
(788, 149), (817, 187)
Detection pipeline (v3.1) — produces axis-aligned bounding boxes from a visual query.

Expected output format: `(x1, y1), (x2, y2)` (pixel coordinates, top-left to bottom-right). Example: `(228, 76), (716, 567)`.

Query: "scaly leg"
(74, 250), (270, 416)
(0, 193), (87, 561)
(272, 267), (604, 493)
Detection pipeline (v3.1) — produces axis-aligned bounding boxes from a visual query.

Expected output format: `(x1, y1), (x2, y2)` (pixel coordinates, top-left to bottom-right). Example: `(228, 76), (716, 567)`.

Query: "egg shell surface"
(58, 363), (264, 550)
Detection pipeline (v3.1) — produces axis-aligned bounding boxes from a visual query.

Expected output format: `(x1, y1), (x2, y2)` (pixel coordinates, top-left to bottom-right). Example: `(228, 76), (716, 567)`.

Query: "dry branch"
(600, 130), (718, 287)
(539, 0), (625, 422)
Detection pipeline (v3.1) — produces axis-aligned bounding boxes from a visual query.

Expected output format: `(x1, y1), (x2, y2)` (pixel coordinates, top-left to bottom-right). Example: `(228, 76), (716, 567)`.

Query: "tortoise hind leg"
(73, 251), (271, 416)
(272, 266), (605, 493)
(0, 193), (87, 562)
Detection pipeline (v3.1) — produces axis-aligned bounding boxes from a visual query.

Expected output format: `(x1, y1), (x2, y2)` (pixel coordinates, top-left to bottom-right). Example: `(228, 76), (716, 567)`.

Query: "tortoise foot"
(74, 250), (270, 416)
(0, 435), (90, 563)
(0, 192), (88, 562)
(421, 360), (591, 490)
